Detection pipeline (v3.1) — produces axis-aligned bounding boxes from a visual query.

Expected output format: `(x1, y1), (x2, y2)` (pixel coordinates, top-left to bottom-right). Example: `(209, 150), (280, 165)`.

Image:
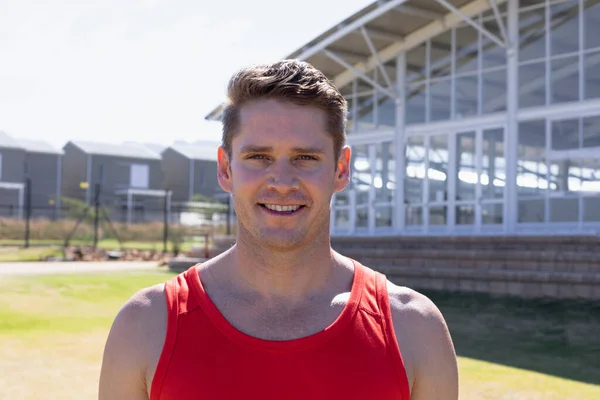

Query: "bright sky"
(0, 0), (373, 150)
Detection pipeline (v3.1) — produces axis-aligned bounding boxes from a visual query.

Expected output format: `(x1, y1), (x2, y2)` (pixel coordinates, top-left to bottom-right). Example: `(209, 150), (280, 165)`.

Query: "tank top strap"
(150, 265), (201, 400)
(370, 266), (412, 399)
(353, 260), (384, 316)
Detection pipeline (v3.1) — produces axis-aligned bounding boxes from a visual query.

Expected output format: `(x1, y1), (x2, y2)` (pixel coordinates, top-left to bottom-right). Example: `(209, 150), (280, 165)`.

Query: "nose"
(267, 159), (299, 194)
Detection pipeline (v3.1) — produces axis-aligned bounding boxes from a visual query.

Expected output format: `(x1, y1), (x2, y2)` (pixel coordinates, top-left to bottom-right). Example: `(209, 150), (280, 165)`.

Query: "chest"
(157, 338), (406, 400)
(209, 292), (350, 341)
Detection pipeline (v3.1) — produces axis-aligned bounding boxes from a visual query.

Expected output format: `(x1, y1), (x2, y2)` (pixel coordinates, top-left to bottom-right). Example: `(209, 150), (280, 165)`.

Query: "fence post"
(93, 183), (101, 250)
(163, 189), (169, 254)
(24, 178), (32, 248)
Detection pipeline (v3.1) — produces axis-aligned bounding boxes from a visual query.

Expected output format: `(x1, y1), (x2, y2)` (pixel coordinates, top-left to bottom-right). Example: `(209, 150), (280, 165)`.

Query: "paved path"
(0, 261), (161, 275)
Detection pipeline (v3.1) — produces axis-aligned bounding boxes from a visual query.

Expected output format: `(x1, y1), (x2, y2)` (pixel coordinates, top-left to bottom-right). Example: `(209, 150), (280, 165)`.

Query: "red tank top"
(150, 260), (410, 400)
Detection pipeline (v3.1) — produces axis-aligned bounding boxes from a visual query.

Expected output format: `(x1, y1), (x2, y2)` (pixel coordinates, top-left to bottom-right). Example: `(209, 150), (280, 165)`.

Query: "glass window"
(518, 159), (549, 196)
(583, 115), (600, 148)
(456, 205), (475, 225)
(580, 158), (600, 193)
(376, 94), (396, 129)
(406, 83), (426, 125)
(583, 198), (600, 222)
(456, 131), (476, 201)
(519, 120), (546, 159)
(375, 206), (393, 228)
(519, 62), (546, 108)
(346, 98), (355, 133)
(584, 0), (600, 50)
(548, 158), (582, 194)
(430, 206), (448, 225)
(482, 128), (505, 200)
(519, 8), (546, 62)
(334, 187), (350, 206)
(428, 135), (449, 203)
(550, 1), (579, 56)
(374, 142), (394, 203)
(355, 95), (375, 132)
(518, 120), (547, 197)
(455, 25), (479, 74)
(358, 73), (380, 132)
(550, 197), (579, 222)
(356, 206), (368, 228)
(430, 31), (452, 79)
(551, 56), (579, 104)
(552, 118), (579, 150)
(334, 209), (350, 230)
(406, 206), (423, 226)
(430, 79), (451, 122)
(482, 18), (507, 68)
(406, 43), (427, 84)
(405, 136), (425, 204)
(455, 74), (478, 118)
(584, 50), (600, 100)
(482, 69), (507, 113)
(518, 199), (546, 223)
(351, 144), (370, 205)
(482, 203), (504, 225)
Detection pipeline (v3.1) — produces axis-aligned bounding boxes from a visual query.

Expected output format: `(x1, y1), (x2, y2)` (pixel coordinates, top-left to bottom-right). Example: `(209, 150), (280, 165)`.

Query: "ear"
(333, 146), (351, 193)
(217, 146), (233, 193)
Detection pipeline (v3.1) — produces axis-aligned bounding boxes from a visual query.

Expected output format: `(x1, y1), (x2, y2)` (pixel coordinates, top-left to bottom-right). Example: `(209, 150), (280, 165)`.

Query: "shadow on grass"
(419, 289), (600, 386)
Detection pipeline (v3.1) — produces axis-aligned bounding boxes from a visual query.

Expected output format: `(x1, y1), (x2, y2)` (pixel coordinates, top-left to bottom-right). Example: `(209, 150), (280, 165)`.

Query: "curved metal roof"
(205, 0), (504, 121)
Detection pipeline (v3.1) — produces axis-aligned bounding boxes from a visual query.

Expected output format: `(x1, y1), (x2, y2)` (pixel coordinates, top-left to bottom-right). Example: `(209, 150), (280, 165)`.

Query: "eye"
(297, 155), (319, 161)
(246, 154), (267, 160)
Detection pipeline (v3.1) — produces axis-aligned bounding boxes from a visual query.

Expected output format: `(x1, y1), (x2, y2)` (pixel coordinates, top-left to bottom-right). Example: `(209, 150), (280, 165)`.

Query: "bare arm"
(98, 284), (166, 400)
(388, 283), (459, 400)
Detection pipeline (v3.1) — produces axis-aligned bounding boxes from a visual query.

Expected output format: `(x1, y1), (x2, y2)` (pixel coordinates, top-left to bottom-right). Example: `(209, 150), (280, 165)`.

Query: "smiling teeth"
(265, 204), (300, 212)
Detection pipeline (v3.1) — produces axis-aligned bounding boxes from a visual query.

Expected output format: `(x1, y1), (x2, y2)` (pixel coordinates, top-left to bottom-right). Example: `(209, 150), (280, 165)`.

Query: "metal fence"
(0, 194), (235, 255)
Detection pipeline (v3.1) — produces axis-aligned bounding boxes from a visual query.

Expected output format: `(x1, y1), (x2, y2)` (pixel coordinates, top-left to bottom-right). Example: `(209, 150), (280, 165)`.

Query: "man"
(99, 60), (458, 399)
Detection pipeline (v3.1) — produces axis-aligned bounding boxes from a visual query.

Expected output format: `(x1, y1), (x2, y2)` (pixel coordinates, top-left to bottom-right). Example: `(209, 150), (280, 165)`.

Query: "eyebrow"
(239, 145), (326, 155)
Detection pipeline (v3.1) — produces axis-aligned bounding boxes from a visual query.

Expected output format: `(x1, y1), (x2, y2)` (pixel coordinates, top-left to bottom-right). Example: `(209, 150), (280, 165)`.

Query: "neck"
(221, 230), (349, 304)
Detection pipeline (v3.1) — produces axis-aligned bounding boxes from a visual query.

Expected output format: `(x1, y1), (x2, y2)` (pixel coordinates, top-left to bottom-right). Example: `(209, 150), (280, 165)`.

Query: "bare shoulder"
(386, 281), (459, 400)
(99, 283), (168, 400)
(386, 281), (447, 329)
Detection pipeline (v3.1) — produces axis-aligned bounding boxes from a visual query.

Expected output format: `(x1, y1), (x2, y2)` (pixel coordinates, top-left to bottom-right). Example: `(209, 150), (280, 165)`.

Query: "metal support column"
(127, 190), (133, 225)
(394, 52), (407, 232)
(505, 0), (519, 233)
(17, 186), (24, 220)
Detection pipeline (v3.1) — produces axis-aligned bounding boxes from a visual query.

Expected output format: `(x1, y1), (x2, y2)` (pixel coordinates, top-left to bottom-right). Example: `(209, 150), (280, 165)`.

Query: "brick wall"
(331, 235), (600, 300)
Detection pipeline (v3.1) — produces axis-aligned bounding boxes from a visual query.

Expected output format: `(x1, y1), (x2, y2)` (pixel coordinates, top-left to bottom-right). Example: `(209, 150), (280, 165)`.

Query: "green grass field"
(0, 239), (202, 262)
(0, 270), (598, 399)
(0, 238), (199, 251)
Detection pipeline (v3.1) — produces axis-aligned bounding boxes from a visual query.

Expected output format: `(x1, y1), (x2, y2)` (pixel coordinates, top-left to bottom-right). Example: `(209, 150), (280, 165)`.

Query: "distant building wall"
(61, 143), (87, 202)
(161, 148), (190, 202)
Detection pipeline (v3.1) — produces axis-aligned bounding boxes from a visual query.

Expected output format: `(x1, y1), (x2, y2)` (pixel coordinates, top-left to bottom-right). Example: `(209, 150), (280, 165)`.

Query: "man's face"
(218, 99), (350, 251)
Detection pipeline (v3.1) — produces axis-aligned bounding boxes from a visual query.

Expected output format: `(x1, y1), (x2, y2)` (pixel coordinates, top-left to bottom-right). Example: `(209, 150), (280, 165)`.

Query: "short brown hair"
(221, 59), (347, 162)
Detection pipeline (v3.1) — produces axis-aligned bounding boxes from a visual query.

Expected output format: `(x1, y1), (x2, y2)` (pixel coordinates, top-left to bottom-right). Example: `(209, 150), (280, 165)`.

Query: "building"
(61, 140), (166, 223)
(206, 0), (600, 237)
(161, 141), (222, 203)
(19, 139), (63, 218)
(0, 132), (26, 218)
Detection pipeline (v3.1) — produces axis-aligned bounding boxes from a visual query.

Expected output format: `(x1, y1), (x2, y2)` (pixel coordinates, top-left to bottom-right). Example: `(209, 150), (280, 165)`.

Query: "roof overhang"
(205, 0), (508, 122)
(0, 182), (25, 190)
(115, 188), (170, 197)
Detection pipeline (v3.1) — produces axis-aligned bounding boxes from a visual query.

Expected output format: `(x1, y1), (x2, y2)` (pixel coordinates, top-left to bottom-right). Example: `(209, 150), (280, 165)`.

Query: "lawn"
(0, 238), (199, 251)
(0, 239), (202, 262)
(0, 270), (598, 399)
(0, 246), (63, 262)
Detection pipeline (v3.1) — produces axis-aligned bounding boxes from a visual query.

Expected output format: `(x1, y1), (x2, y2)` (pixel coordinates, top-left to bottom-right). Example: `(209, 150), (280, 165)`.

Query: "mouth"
(258, 203), (306, 216)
